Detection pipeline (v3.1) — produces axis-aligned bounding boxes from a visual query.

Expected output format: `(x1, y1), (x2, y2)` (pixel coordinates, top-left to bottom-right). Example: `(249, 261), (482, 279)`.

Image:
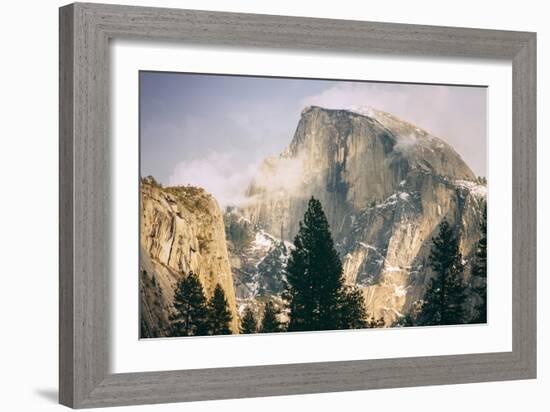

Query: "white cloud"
(393, 133), (419, 153)
(168, 149), (311, 209)
(168, 152), (260, 208)
(249, 152), (307, 196)
(163, 81), (486, 209)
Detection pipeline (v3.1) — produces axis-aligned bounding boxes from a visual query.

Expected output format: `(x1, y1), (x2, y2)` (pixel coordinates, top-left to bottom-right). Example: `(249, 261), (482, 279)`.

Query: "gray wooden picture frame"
(59, 2), (537, 409)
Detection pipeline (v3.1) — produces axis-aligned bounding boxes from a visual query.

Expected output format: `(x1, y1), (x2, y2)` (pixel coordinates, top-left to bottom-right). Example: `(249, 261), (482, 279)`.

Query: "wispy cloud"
(142, 73), (487, 204)
(169, 150), (311, 208)
(249, 152), (307, 197)
(168, 151), (260, 208)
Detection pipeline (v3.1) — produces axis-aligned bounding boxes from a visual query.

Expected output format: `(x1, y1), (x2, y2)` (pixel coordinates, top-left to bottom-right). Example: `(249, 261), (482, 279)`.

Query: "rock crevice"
(140, 180), (239, 336)
(239, 106), (486, 325)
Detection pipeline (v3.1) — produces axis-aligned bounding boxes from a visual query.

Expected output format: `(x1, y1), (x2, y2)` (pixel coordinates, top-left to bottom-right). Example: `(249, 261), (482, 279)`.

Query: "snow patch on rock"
(454, 180), (487, 198)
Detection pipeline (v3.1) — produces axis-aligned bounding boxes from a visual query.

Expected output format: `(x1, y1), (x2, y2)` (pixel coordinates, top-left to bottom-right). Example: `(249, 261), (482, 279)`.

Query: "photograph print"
(139, 72), (488, 338)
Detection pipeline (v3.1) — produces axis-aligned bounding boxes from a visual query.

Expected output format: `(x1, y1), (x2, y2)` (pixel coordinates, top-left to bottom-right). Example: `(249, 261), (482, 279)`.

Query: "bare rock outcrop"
(240, 106), (486, 325)
(140, 178), (239, 336)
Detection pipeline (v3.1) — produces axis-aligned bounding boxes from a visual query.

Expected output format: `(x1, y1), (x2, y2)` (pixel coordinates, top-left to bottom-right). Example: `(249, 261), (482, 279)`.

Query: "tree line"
(169, 271), (292, 336)
(169, 197), (381, 337)
(167, 196), (487, 336)
(238, 197), (383, 334)
(402, 204), (487, 326)
(170, 274), (233, 336)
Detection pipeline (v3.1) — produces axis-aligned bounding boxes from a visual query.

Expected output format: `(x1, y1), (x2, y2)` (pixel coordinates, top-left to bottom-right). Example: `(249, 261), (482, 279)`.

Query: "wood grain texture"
(512, 34), (537, 374)
(59, 4), (74, 406)
(59, 2), (537, 408)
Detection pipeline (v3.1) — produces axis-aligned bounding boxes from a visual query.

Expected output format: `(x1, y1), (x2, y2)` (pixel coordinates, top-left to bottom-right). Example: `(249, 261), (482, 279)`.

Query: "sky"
(140, 72), (487, 207)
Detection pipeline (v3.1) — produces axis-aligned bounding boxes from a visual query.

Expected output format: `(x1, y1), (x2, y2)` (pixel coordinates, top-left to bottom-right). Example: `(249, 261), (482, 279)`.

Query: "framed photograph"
(59, 2), (536, 408)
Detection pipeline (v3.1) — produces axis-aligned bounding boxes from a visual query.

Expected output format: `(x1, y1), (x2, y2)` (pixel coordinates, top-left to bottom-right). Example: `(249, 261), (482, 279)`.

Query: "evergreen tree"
(208, 284), (233, 335)
(240, 306), (258, 334)
(338, 285), (369, 329)
(396, 313), (415, 327)
(260, 300), (282, 333)
(257, 241), (288, 295)
(472, 204), (487, 323)
(367, 316), (386, 328)
(170, 271), (209, 336)
(417, 219), (468, 326)
(284, 197), (344, 331)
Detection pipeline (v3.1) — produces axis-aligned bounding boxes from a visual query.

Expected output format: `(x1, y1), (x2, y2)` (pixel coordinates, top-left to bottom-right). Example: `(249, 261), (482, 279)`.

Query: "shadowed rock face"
(241, 106), (486, 324)
(140, 179), (239, 337)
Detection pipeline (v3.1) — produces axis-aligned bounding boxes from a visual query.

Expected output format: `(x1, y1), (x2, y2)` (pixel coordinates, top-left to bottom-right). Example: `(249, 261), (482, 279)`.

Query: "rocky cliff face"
(239, 106), (486, 325)
(140, 178), (239, 336)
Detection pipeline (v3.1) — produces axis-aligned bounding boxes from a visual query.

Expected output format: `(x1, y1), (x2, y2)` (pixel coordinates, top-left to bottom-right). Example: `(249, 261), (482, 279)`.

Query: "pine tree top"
(240, 306), (258, 334)
(170, 271), (209, 337)
(208, 284), (233, 335)
(261, 300), (282, 333)
(285, 197), (345, 331)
